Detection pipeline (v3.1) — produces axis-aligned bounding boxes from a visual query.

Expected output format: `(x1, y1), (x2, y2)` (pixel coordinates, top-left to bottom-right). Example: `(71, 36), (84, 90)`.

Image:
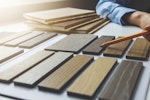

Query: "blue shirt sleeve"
(96, 0), (136, 25)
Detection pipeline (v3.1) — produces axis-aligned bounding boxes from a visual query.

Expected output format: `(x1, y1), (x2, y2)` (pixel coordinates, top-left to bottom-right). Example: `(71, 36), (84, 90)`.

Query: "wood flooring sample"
(0, 47), (24, 63)
(126, 38), (150, 60)
(67, 57), (117, 98)
(103, 37), (132, 57)
(82, 36), (115, 55)
(13, 52), (73, 87)
(99, 60), (143, 100)
(0, 50), (54, 83)
(45, 34), (98, 53)
(38, 55), (94, 92)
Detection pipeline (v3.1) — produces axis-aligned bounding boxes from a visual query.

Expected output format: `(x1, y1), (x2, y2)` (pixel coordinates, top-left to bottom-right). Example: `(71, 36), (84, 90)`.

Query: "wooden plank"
(19, 33), (57, 48)
(67, 57), (117, 98)
(99, 60), (143, 100)
(38, 55), (94, 92)
(0, 50), (54, 83)
(126, 38), (150, 60)
(82, 36), (115, 55)
(13, 52), (73, 87)
(45, 34), (98, 53)
(0, 47), (24, 63)
(103, 37), (132, 57)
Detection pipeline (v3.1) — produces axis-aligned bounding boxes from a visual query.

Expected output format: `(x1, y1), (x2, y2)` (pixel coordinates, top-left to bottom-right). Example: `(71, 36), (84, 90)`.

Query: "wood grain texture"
(126, 38), (150, 60)
(99, 60), (143, 100)
(19, 33), (57, 48)
(13, 52), (73, 87)
(38, 55), (94, 92)
(82, 36), (115, 55)
(0, 51), (54, 83)
(103, 37), (132, 57)
(67, 57), (117, 98)
(45, 34), (98, 53)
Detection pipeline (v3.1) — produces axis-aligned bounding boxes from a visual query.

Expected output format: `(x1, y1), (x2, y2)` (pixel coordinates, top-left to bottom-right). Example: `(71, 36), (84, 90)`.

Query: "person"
(96, 0), (150, 41)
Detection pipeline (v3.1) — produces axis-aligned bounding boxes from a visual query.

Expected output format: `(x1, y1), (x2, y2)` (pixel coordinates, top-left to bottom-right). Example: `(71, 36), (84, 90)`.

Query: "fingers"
(143, 33), (150, 42)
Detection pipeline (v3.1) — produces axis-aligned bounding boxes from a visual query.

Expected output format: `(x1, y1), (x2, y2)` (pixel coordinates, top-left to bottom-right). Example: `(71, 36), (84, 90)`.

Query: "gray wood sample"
(82, 36), (115, 55)
(67, 57), (117, 98)
(38, 55), (94, 92)
(0, 51), (54, 83)
(19, 33), (57, 48)
(99, 60), (143, 100)
(13, 52), (73, 87)
(126, 38), (150, 60)
(146, 83), (150, 100)
(45, 34), (98, 53)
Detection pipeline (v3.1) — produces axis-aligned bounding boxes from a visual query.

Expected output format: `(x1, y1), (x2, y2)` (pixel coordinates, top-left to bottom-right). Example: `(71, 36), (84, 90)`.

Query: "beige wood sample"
(126, 38), (150, 60)
(45, 34), (98, 53)
(67, 57), (117, 98)
(0, 51), (54, 83)
(13, 52), (73, 87)
(38, 55), (94, 92)
(19, 33), (57, 48)
(0, 47), (24, 63)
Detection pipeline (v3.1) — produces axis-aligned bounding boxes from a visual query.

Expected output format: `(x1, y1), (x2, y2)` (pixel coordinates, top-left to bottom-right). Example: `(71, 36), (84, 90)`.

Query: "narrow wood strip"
(67, 57), (117, 98)
(82, 36), (115, 55)
(13, 52), (73, 87)
(4, 31), (44, 47)
(103, 37), (132, 57)
(0, 50), (54, 83)
(0, 47), (24, 63)
(45, 34), (98, 53)
(99, 60), (143, 100)
(19, 33), (57, 48)
(38, 55), (94, 92)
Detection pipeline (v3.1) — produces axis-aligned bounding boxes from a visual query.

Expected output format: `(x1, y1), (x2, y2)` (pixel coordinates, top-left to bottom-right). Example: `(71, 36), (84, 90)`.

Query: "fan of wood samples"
(24, 7), (110, 34)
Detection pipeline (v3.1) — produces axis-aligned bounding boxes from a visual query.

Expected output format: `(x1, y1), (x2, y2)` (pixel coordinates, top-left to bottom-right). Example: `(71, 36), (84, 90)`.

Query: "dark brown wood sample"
(13, 52), (73, 87)
(38, 55), (94, 92)
(45, 34), (98, 53)
(0, 50), (54, 83)
(67, 57), (117, 98)
(103, 37), (132, 57)
(19, 33), (57, 48)
(126, 38), (150, 60)
(99, 60), (143, 100)
(82, 36), (115, 55)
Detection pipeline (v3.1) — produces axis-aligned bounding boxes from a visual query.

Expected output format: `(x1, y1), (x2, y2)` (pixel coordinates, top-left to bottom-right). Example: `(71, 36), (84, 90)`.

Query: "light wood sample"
(0, 50), (54, 83)
(45, 34), (98, 53)
(13, 52), (73, 87)
(126, 38), (150, 60)
(99, 60), (143, 100)
(67, 57), (117, 98)
(38, 55), (94, 92)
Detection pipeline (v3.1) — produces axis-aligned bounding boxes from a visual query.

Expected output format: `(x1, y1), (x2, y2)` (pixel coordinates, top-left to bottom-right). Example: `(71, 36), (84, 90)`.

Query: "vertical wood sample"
(45, 34), (98, 53)
(38, 55), (94, 92)
(126, 38), (150, 60)
(82, 36), (115, 55)
(103, 37), (132, 57)
(67, 57), (117, 98)
(13, 52), (73, 87)
(99, 60), (143, 100)
(0, 51), (54, 83)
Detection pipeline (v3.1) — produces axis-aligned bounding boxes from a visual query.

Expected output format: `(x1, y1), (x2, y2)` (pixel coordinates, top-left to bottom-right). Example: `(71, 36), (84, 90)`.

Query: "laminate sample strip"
(126, 38), (150, 60)
(67, 57), (117, 98)
(4, 31), (44, 47)
(103, 37), (132, 57)
(38, 55), (94, 92)
(0, 51), (54, 83)
(82, 36), (115, 55)
(45, 34), (98, 53)
(19, 33), (57, 48)
(99, 60), (143, 100)
(0, 47), (24, 63)
(13, 52), (73, 87)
